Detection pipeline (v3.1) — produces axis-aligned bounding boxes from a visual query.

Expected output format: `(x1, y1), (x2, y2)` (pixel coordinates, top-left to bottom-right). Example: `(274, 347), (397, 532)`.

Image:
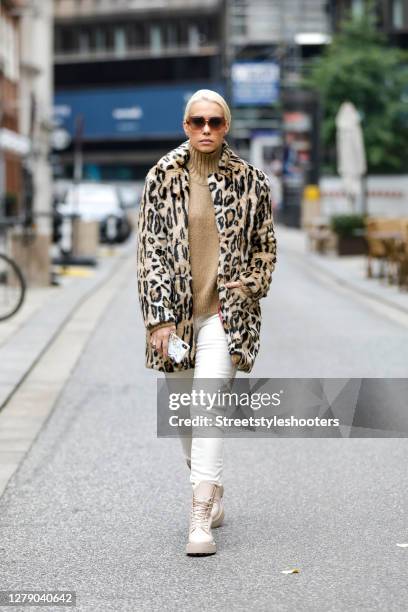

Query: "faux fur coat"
(136, 139), (277, 373)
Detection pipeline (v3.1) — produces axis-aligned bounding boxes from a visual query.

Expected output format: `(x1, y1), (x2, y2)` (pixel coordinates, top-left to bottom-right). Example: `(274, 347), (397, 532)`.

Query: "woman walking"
(137, 89), (277, 555)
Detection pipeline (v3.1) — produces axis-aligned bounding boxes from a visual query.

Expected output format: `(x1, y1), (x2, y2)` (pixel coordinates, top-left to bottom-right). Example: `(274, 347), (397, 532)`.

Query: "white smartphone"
(167, 331), (190, 363)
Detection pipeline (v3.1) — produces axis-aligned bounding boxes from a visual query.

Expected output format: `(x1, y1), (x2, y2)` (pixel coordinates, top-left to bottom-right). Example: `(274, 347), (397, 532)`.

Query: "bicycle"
(0, 218), (26, 321)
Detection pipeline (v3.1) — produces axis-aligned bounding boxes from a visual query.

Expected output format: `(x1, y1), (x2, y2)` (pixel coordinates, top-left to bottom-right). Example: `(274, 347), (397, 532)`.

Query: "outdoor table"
(307, 218), (333, 253)
(366, 231), (406, 284)
(367, 231), (404, 241)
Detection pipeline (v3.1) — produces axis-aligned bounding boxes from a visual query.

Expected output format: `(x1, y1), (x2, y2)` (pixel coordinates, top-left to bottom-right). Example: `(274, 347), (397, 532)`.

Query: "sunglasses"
(187, 116), (226, 131)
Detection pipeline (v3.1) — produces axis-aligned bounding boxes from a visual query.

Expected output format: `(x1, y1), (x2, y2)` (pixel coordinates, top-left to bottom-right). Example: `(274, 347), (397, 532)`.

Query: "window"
(114, 26), (126, 56)
(188, 24), (200, 50)
(126, 23), (145, 49)
(105, 26), (115, 51)
(150, 24), (162, 54)
(60, 27), (75, 53)
(392, 0), (404, 29)
(165, 23), (178, 47)
(351, 0), (364, 18)
(79, 29), (91, 53)
(230, 0), (248, 37)
(94, 27), (107, 52)
(55, 27), (63, 53)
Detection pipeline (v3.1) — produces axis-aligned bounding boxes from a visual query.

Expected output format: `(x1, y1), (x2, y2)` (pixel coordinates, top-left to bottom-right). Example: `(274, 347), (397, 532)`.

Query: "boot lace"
(190, 496), (213, 532)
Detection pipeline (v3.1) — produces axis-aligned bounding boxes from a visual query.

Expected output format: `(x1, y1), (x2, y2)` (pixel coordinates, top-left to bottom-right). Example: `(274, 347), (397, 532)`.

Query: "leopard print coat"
(136, 139), (277, 373)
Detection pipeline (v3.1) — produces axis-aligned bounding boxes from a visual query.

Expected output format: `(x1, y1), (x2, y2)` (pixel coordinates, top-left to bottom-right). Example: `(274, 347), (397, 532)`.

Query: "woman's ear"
(183, 121), (189, 139)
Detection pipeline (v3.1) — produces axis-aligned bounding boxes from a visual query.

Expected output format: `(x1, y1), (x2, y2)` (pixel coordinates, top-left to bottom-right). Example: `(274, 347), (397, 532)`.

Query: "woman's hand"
(150, 324), (176, 360)
(225, 279), (252, 298)
(225, 280), (242, 290)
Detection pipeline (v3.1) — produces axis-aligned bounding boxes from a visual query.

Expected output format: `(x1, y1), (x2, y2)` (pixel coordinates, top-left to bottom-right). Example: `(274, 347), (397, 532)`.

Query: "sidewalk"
(0, 238), (137, 495)
(278, 225), (408, 316)
(0, 238), (137, 411)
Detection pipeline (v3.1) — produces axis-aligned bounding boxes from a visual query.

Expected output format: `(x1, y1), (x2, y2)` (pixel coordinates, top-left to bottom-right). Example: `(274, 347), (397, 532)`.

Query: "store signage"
(232, 61), (280, 106)
(53, 82), (225, 139)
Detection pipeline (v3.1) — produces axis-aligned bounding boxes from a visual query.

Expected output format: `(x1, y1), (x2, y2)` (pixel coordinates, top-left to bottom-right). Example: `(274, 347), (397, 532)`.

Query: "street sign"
(232, 61), (280, 106)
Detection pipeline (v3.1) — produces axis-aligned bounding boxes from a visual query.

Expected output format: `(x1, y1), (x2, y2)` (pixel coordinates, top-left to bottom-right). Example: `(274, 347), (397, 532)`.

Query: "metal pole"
(223, 0), (236, 147)
(361, 174), (368, 216)
(73, 114), (84, 184)
(0, 93), (4, 212)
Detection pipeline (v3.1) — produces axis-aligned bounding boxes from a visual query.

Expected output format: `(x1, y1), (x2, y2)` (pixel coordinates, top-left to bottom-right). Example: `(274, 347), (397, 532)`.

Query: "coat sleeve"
(239, 173), (277, 300)
(136, 174), (176, 331)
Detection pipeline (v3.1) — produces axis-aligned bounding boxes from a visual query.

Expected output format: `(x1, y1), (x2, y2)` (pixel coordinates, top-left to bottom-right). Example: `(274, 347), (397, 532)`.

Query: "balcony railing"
(54, 43), (220, 63)
(54, 0), (221, 19)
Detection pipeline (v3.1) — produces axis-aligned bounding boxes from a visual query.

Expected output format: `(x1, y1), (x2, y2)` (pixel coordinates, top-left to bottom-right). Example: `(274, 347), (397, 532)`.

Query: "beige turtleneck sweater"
(187, 142), (222, 318)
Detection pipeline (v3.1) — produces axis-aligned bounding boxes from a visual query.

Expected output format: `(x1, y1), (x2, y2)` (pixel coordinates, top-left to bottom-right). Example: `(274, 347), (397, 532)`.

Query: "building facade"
(226, 0), (330, 149)
(0, 0), (54, 285)
(225, 0), (330, 226)
(0, 0), (24, 211)
(332, 0), (408, 46)
(53, 0), (226, 180)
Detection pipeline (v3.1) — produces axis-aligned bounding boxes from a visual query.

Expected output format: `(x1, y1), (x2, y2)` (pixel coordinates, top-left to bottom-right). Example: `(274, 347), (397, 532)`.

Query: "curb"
(281, 244), (408, 318)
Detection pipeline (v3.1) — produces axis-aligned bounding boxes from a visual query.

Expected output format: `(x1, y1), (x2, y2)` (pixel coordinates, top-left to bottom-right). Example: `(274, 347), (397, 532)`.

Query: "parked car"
(55, 182), (132, 245)
(116, 182), (143, 235)
(116, 182), (144, 210)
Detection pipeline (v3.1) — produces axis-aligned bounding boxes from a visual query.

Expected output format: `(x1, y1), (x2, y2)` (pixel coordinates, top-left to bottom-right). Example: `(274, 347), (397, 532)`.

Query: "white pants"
(165, 313), (237, 486)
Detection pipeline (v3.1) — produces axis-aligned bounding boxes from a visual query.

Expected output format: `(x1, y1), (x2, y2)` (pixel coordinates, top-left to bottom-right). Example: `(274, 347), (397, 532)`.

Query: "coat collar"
(156, 139), (243, 174)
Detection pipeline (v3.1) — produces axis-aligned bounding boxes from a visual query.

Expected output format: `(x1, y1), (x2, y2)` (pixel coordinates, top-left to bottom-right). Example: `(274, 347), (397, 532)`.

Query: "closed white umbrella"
(335, 101), (367, 213)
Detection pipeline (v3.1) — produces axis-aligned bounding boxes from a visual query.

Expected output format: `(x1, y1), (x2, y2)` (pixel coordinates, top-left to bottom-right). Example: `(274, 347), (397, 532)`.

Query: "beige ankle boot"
(211, 484), (224, 528)
(186, 481), (217, 556)
(185, 460), (224, 527)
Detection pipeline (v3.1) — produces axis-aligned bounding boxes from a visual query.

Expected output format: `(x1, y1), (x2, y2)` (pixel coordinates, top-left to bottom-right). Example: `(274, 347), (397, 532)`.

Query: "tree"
(306, 7), (408, 174)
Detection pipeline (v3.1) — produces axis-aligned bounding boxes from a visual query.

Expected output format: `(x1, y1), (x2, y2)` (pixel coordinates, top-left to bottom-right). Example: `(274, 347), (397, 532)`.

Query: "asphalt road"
(0, 244), (407, 611)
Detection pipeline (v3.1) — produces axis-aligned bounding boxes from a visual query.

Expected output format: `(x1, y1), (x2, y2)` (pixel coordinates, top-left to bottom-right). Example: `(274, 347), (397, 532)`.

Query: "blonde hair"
(183, 89), (231, 126)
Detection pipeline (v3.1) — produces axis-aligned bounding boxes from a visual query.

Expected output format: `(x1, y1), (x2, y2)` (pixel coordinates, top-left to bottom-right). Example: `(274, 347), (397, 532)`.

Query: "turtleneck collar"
(187, 141), (223, 185)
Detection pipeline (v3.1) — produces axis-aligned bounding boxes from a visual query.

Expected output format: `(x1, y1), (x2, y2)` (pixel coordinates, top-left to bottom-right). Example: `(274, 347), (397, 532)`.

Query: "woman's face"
(183, 100), (229, 153)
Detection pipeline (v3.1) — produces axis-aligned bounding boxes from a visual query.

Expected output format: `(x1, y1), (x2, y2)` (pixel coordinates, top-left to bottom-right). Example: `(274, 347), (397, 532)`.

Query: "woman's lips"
(200, 139), (213, 143)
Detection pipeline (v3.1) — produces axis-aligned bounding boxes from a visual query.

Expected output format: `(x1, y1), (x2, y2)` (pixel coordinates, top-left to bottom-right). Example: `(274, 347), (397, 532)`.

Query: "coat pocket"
(236, 299), (261, 346)
(227, 284), (258, 309)
(228, 310), (243, 350)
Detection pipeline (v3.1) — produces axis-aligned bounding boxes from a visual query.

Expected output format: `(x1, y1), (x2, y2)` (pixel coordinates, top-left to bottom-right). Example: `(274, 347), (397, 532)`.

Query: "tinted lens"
(208, 117), (225, 129)
(189, 116), (206, 129)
